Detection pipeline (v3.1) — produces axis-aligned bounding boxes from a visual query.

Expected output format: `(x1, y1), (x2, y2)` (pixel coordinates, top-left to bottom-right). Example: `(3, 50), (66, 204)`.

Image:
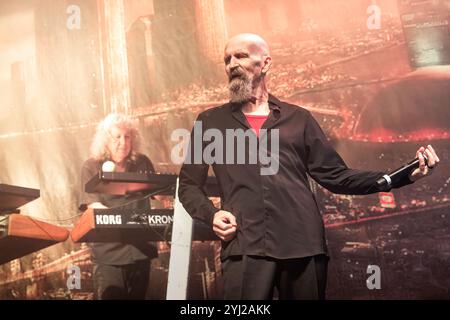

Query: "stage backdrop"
(0, 0), (449, 299)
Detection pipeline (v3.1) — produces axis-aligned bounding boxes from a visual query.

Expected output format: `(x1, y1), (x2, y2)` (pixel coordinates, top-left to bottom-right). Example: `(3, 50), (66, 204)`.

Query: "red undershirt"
(245, 114), (268, 137)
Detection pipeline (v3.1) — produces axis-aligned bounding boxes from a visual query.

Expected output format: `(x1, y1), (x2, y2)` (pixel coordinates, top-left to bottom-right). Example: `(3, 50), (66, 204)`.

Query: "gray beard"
(228, 76), (253, 104)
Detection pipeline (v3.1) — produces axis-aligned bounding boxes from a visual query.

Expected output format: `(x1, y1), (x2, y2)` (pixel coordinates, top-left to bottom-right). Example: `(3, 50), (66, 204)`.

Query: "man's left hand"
(409, 145), (439, 182)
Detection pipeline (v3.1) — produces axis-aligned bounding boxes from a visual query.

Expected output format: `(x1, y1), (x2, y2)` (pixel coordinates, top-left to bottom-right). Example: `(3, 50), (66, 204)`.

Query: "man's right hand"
(213, 210), (237, 242)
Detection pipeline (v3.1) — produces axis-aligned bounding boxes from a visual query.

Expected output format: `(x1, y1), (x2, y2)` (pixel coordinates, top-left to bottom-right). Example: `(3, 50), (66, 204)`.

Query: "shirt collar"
(230, 93), (282, 113)
(229, 93), (282, 129)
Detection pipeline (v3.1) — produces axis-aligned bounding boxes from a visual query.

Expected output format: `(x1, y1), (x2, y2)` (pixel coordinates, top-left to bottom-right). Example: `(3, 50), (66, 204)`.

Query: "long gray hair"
(90, 113), (142, 162)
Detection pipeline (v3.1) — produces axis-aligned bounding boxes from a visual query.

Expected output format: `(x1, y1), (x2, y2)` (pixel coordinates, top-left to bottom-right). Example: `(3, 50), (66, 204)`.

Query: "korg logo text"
(96, 215), (122, 225)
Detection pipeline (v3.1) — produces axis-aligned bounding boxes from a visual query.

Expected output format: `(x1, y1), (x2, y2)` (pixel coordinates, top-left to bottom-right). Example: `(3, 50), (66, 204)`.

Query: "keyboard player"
(79, 113), (157, 300)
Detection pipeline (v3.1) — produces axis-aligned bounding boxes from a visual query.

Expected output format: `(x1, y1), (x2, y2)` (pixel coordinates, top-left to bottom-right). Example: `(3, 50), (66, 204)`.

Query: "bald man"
(178, 33), (439, 299)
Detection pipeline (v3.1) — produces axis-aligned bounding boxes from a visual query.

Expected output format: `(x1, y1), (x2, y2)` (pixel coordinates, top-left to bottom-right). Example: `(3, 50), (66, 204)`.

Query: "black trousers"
(93, 260), (150, 300)
(221, 254), (328, 300)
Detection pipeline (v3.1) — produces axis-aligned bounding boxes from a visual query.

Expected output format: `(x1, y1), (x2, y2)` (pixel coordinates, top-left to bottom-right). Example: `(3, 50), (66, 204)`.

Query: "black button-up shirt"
(178, 94), (412, 260)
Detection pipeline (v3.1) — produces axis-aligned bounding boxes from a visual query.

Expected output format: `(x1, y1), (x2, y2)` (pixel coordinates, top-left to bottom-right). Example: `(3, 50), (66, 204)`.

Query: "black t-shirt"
(80, 154), (158, 265)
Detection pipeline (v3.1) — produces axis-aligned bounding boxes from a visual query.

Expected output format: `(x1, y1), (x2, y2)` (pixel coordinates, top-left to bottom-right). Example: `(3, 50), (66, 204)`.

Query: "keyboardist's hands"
(213, 210), (237, 242)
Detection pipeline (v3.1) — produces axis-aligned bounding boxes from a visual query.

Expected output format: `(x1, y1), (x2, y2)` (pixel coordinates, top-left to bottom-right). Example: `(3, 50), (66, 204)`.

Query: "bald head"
(225, 33), (270, 57)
